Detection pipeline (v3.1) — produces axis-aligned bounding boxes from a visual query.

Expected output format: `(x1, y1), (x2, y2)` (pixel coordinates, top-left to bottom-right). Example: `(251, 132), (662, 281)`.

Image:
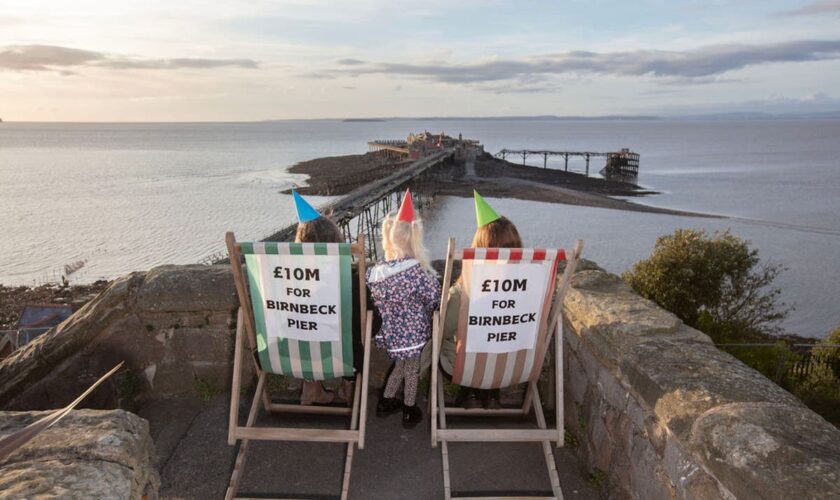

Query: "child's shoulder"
(367, 258), (420, 283)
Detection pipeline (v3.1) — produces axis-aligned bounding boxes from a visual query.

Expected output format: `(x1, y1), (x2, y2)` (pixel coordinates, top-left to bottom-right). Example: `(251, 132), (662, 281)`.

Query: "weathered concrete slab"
(0, 409), (159, 499)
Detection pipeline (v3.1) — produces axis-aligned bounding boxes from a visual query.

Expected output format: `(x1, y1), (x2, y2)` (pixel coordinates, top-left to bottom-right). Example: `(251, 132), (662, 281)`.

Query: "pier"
(263, 149), (455, 259)
(496, 148), (639, 178)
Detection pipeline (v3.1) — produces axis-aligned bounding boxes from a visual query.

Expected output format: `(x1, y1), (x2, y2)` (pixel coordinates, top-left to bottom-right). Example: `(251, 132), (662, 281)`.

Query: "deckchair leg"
(359, 311), (373, 450)
(340, 375), (363, 500)
(431, 313), (440, 447)
(437, 376), (452, 500)
(226, 372), (267, 500)
(555, 322), (564, 448)
(225, 440), (250, 500)
(531, 383), (564, 500)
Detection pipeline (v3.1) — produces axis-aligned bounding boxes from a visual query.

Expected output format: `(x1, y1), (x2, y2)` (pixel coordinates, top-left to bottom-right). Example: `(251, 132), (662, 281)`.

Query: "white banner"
(465, 261), (550, 354)
(252, 253), (342, 342)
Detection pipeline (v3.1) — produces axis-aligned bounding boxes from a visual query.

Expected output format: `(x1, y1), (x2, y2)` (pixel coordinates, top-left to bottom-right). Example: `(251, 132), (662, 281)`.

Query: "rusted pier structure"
(497, 148), (640, 178)
(368, 140), (409, 158)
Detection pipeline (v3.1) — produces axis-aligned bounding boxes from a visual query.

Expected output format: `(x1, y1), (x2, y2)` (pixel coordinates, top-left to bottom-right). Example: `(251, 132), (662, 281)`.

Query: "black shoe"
(376, 397), (402, 417)
(457, 387), (481, 410)
(402, 404), (422, 429)
(484, 389), (501, 410)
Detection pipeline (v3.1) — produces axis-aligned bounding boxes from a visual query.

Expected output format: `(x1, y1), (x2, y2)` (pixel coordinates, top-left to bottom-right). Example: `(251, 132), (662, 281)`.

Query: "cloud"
(317, 39), (840, 88)
(0, 44), (258, 73)
(336, 58), (365, 65)
(775, 0), (840, 16)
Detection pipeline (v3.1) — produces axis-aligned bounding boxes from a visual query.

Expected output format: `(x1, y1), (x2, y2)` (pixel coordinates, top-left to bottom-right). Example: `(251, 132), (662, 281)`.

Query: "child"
(366, 189), (441, 428)
(291, 191), (364, 406)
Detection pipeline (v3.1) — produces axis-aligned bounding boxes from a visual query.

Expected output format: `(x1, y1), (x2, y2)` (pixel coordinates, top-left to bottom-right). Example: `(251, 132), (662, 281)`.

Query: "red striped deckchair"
(225, 232), (372, 500)
(430, 238), (584, 500)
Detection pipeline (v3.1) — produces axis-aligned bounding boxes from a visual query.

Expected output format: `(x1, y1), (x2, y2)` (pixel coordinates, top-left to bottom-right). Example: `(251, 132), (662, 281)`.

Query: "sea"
(1, 119), (838, 338)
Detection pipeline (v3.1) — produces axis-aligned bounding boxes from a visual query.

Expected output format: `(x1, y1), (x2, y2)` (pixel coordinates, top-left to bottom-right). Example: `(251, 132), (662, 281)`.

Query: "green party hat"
(474, 190), (501, 227)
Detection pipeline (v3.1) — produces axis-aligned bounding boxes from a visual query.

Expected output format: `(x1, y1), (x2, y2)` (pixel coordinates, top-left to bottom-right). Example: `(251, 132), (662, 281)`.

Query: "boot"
(300, 381), (335, 405)
(337, 379), (355, 406)
(402, 403), (422, 429)
(376, 396), (402, 417)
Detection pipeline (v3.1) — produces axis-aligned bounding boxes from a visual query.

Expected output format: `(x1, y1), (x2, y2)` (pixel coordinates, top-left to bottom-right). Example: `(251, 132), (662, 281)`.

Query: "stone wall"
(562, 268), (840, 500)
(0, 409), (159, 499)
(0, 265), (237, 410)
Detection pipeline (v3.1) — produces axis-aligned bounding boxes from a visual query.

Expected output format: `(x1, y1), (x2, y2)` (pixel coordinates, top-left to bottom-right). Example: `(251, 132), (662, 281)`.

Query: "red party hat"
(396, 189), (415, 222)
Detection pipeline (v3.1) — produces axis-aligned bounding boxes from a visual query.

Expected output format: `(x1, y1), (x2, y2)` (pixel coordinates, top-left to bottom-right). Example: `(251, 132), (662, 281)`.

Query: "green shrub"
(623, 229), (790, 336)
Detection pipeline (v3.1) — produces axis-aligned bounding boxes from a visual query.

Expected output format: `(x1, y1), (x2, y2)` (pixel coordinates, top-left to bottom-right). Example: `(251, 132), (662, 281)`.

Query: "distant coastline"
(343, 118), (386, 123)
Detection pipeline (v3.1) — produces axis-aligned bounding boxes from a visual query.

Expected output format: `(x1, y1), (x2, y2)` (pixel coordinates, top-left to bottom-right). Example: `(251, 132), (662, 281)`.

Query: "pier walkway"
(263, 149), (454, 259)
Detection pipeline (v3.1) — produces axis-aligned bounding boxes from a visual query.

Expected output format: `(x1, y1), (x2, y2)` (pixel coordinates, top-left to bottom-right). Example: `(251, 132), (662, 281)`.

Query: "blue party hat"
(292, 190), (321, 223)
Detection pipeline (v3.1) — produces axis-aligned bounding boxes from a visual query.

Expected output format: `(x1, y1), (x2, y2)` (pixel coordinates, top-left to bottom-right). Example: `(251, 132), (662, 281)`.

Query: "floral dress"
(366, 257), (441, 360)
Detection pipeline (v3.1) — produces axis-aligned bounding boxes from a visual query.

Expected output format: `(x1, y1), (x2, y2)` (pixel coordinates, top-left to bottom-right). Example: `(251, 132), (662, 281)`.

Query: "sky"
(1, 0), (840, 121)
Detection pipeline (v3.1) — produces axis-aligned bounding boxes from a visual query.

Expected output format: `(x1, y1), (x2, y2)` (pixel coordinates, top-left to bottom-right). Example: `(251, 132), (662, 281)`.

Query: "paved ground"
(143, 355), (600, 500)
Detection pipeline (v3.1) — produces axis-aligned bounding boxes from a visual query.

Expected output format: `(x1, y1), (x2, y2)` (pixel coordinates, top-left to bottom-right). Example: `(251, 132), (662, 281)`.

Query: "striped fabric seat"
(241, 241), (355, 380)
(451, 247), (566, 389)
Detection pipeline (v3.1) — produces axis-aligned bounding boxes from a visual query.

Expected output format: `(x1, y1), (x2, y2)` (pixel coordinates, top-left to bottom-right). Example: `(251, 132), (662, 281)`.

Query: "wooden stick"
(431, 313), (440, 447)
(435, 429), (558, 442)
(443, 408), (524, 417)
(556, 322), (564, 449)
(438, 377), (452, 500)
(267, 403), (351, 415)
(228, 308), (244, 445)
(531, 384), (564, 499)
(226, 232), (259, 353)
(341, 372), (362, 500)
(433, 238), (456, 447)
(232, 427), (360, 443)
(359, 310), (372, 450)
(0, 362), (124, 461)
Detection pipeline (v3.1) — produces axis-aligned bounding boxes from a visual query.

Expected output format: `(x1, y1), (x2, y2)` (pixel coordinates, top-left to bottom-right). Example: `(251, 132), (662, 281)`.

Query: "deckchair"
(225, 232), (372, 500)
(430, 239), (584, 500)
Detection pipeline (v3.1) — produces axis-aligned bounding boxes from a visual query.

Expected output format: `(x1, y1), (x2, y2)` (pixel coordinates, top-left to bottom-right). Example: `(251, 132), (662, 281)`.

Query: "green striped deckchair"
(225, 232), (372, 500)
(430, 238), (584, 500)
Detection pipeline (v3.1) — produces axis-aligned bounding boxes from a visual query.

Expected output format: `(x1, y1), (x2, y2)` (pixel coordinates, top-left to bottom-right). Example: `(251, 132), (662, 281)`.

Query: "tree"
(623, 229), (791, 337)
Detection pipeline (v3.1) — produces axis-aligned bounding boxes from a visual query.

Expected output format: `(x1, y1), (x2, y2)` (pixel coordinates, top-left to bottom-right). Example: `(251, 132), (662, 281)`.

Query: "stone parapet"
(562, 269), (840, 499)
(0, 409), (159, 499)
(0, 265), (238, 410)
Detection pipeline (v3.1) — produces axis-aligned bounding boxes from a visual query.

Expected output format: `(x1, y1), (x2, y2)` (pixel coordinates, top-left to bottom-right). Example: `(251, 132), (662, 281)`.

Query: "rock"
(135, 265), (236, 313)
(691, 402), (840, 500)
(0, 409), (159, 499)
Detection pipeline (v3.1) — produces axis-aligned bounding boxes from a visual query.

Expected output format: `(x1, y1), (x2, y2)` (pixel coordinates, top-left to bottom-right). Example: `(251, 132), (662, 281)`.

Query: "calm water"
(1, 119), (838, 338)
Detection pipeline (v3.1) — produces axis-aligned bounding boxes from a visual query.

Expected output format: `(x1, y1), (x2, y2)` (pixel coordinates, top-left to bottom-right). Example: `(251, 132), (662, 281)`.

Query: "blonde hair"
(381, 211), (436, 276)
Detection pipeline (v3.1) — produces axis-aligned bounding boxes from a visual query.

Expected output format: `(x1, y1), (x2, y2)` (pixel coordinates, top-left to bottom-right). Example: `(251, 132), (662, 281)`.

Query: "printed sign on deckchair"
(242, 241), (354, 380)
(225, 233), (372, 500)
(431, 239), (583, 500)
(453, 248), (562, 389)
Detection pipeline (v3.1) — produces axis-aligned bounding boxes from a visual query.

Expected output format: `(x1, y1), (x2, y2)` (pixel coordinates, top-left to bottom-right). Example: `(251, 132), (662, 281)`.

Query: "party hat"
(292, 190), (321, 223)
(474, 190), (501, 227)
(396, 188), (415, 222)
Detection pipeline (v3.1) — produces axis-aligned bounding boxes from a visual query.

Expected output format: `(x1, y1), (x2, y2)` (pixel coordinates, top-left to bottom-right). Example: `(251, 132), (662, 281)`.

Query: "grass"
(193, 376), (220, 401)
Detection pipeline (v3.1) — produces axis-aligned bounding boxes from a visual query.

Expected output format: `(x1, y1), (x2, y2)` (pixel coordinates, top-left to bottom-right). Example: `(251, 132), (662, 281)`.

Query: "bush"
(623, 229), (791, 336)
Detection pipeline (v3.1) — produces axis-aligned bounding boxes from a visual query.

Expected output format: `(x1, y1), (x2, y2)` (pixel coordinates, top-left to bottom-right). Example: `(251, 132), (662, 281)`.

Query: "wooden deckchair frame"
(430, 238), (584, 500)
(225, 232), (372, 500)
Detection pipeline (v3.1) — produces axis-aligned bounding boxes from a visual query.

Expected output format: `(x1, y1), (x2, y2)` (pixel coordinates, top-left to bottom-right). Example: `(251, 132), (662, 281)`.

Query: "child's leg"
(402, 357), (420, 407)
(383, 360), (406, 399)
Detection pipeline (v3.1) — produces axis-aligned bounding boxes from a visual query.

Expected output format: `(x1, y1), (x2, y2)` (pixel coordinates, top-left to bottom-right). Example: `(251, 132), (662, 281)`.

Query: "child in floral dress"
(366, 190), (441, 428)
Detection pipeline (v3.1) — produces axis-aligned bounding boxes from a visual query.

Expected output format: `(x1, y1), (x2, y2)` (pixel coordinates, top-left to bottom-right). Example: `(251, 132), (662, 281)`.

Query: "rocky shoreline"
(0, 282), (109, 331)
(287, 151), (718, 218)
